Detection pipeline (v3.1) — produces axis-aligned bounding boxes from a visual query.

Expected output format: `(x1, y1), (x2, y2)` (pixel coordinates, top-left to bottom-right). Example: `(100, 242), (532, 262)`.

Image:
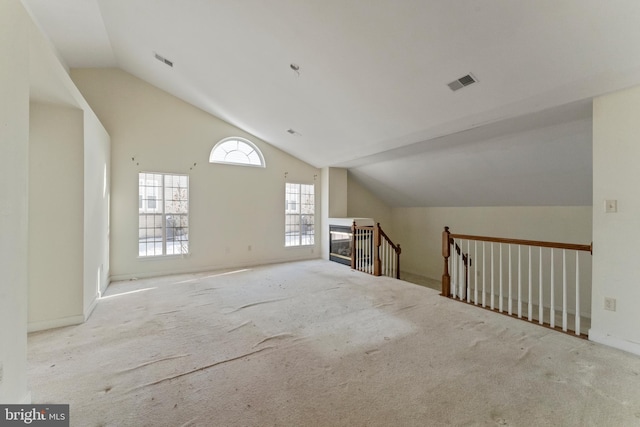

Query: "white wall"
(590, 85), (640, 355)
(28, 103), (85, 331)
(347, 172), (393, 233)
(71, 68), (320, 280)
(0, 1), (111, 402)
(0, 0), (31, 404)
(328, 168), (348, 218)
(24, 7), (111, 332)
(82, 110), (111, 317)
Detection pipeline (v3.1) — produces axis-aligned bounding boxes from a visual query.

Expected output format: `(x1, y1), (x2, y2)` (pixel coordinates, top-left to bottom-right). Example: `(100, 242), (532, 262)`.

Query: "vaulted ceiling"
(23, 0), (640, 206)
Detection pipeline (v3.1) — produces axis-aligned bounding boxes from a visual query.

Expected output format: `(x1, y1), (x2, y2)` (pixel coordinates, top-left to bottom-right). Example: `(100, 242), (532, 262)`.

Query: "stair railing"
(442, 226), (592, 337)
(352, 221), (401, 279)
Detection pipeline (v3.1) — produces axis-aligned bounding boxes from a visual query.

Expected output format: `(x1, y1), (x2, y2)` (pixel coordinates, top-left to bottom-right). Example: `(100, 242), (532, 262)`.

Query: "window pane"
(139, 172), (189, 257)
(285, 183), (314, 247)
(226, 150), (250, 164)
(210, 137), (265, 167)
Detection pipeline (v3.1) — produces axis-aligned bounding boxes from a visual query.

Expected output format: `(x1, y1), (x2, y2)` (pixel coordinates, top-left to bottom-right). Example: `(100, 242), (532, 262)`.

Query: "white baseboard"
(109, 254), (321, 283)
(28, 314), (83, 333)
(588, 329), (640, 356)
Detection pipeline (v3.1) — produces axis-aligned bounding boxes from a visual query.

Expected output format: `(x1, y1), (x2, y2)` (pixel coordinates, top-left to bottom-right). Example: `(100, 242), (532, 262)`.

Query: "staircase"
(351, 221), (401, 279)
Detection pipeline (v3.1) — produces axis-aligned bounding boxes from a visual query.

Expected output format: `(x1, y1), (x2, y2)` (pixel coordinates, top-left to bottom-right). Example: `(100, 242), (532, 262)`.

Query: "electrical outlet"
(604, 297), (617, 311)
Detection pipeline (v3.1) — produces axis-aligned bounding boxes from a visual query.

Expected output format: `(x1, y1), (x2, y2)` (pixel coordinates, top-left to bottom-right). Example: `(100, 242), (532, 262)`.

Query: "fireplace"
(329, 225), (352, 265)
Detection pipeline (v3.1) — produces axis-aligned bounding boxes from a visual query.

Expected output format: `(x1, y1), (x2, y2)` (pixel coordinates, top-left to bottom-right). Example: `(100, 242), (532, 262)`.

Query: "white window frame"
(138, 172), (189, 257)
(285, 183), (315, 247)
(209, 137), (266, 167)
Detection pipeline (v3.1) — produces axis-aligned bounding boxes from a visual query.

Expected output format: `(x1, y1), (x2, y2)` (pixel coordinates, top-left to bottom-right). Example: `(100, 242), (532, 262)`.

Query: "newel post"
(351, 221), (356, 269)
(373, 223), (382, 276)
(442, 226), (451, 297)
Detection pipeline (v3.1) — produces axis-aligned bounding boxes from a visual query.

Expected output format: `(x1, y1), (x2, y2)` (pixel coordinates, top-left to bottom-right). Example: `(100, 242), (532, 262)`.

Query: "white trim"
(28, 314), (84, 333)
(589, 329), (640, 356)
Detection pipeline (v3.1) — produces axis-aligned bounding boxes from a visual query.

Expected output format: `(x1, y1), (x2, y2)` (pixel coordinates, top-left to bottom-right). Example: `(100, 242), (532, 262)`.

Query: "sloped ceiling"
(23, 0), (640, 206)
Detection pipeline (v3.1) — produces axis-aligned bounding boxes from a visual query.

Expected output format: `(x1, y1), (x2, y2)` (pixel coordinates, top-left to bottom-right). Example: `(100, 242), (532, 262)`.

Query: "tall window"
(285, 183), (315, 247)
(139, 172), (189, 257)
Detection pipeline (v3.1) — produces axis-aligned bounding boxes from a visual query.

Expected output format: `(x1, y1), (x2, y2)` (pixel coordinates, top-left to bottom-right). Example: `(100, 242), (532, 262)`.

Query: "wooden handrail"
(449, 233), (592, 253)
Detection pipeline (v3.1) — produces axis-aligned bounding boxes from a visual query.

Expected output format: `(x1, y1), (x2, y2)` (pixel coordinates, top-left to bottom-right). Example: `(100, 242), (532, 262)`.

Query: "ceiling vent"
(154, 52), (174, 67)
(447, 73), (477, 91)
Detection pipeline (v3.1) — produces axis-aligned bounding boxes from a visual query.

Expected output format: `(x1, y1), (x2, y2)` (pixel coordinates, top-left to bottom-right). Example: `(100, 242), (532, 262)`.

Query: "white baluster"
(392, 244), (395, 278)
(467, 240), (471, 303)
(359, 229), (362, 272)
(362, 230), (366, 273)
(499, 244), (503, 312)
(389, 241), (392, 277)
(384, 244), (396, 278)
(562, 249), (567, 332)
(391, 243), (394, 278)
(518, 245), (522, 319)
(452, 240), (457, 299)
(386, 242), (389, 277)
(482, 242), (486, 307)
(369, 230), (372, 274)
(356, 229), (360, 271)
(360, 230), (364, 272)
(459, 240), (464, 300)
(575, 251), (580, 335)
(490, 243), (495, 310)
(449, 242), (454, 298)
(386, 241), (389, 277)
(528, 246), (532, 321)
(389, 242), (392, 278)
(371, 231), (374, 275)
(383, 240), (387, 277)
(550, 249), (555, 328)
(474, 240), (478, 305)
(361, 229), (364, 273)
(508, 244), (512, 315)
(365, 230), (368, 272)
(539, 247), (543, 325)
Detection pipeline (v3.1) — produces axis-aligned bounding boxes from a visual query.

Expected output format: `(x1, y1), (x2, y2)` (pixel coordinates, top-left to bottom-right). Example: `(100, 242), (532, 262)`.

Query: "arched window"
(209, 137), (265, 167)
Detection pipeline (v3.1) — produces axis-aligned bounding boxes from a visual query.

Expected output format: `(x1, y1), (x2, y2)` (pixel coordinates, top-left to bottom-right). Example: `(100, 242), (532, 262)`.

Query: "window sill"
(138, 253), (190, 260)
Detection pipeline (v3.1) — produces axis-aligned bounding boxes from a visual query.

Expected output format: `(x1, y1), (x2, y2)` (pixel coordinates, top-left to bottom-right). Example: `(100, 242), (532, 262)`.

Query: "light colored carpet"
(28, 260), (640, 426)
